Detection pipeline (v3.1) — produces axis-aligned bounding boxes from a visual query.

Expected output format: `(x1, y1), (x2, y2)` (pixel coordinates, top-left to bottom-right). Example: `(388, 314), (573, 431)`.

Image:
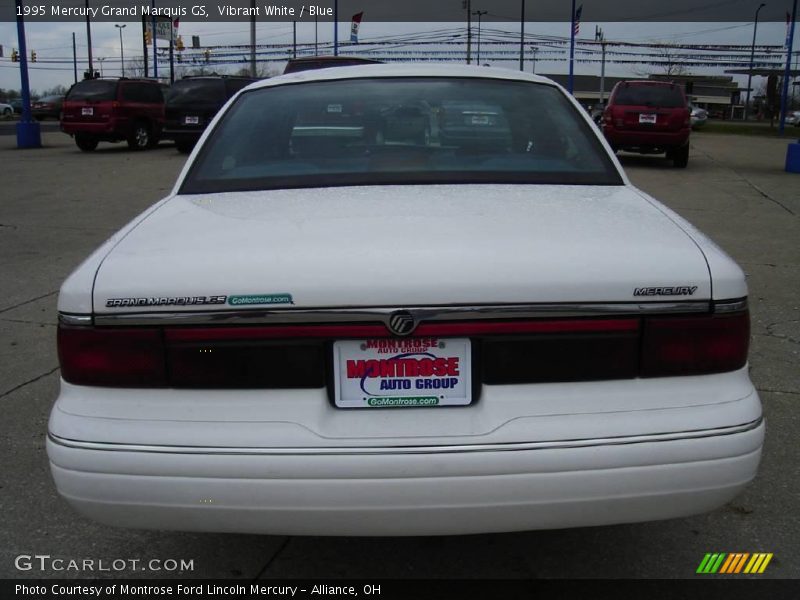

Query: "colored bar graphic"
(718, 554), (735, 573)
(699, 552), (773, 575)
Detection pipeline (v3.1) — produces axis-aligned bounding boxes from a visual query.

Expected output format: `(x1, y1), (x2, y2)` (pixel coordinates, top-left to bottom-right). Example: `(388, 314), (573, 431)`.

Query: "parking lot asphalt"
(0, 132), (798, 580)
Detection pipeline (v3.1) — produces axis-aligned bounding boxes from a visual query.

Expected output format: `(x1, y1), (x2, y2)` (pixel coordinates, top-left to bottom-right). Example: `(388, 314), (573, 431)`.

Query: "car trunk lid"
(91, 184), (711, 313)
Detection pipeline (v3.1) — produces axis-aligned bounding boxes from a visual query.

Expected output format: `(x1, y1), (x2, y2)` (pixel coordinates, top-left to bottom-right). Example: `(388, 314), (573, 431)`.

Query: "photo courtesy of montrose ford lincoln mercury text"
(47, 64), (763, 536)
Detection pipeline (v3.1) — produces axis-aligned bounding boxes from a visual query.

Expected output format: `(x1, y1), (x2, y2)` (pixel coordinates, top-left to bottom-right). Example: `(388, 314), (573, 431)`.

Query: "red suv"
(602, 81), (691, 168)
(61, 78), (165, 152)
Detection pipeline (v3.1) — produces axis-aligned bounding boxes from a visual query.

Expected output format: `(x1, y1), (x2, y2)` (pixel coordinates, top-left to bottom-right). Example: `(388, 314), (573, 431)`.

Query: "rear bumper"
(47, 371), (764, 536)
(603, 127), (690, 149)
(47, 422), (763, 536)
(61, 120), (122, 137)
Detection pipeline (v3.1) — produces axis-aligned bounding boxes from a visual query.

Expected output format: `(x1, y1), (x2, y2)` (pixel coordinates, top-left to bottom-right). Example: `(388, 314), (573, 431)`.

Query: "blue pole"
(334, 0), (338, 56)
(568, 0), (576, 94)
(15, 0), (41, 148)
(779, 0), (797, 134)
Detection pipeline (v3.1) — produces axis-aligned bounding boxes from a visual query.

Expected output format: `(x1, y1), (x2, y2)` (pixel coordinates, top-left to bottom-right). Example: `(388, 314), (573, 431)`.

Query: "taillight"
(641, 311), (749, 377)
(57, 311), (750, 388)
(58, 326), (166, 387)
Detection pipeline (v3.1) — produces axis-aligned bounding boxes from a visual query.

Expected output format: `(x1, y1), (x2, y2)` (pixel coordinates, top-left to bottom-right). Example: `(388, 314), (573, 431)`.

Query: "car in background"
(283, 55), (382, 74)
(601, 80), (691, 167)
(164, 76), (257, 154)
(786, 111), (800, 127)
(0, 101), (13, 118)
(32, 94), (65, 120)
(48, 65), (762, 536)
(689, 103), (708, 129)
(60, 78), (165, 152)
(10, 98), (23, 114)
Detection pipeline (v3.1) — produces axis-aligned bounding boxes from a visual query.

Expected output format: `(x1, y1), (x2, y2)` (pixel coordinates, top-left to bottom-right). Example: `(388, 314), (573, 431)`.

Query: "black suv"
(164, 76), (257, 153)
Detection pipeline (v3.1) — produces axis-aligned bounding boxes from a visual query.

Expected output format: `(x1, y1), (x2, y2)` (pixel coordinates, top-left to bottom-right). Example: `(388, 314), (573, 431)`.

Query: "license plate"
(183, 115), (200, 125)
(639, 113), (657, 124)
(81, 107), (93, 116)
(332, 338), (472, 408)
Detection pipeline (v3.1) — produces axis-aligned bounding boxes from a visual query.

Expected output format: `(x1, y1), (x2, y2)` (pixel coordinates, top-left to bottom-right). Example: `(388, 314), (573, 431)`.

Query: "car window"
(167, 79), (226, 105)
(181, 77), (622, 194)
(613, 85), (685, 108)
(66, 80), (118, 101)
(121, 83), (147, 103)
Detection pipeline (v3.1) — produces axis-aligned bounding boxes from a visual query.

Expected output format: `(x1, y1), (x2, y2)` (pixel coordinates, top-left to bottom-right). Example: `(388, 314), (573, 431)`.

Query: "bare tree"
(633, 44), (690, 78)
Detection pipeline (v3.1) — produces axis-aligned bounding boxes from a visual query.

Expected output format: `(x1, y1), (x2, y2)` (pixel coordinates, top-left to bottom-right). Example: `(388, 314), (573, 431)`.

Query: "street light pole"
(595, 26), (606, 107)
(115, 24), (126, 77)
(746, 3), (766, 121)
(473, 10), (487, 65)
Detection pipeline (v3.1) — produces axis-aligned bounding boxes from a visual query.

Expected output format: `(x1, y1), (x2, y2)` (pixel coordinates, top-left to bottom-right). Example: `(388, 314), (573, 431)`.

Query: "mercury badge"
(387, 310), (417, 336)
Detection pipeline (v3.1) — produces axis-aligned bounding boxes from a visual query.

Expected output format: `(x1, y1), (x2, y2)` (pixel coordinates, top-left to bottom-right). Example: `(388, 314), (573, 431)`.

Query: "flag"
(573, 5), (583, 36)
(173, 17), (180, 29)
(351, 12), (364, 44)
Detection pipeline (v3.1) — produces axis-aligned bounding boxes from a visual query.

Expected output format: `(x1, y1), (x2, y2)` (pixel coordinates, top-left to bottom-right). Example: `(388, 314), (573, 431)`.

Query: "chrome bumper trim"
(48, 418), (762, 456)
(73, 300), (728, 327)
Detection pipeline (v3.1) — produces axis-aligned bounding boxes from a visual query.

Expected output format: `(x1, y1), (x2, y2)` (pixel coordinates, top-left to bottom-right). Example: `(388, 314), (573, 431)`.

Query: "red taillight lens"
(58, 326), (166, 387)
(641, 311), (749, 377)
(57, 311), (750, 388)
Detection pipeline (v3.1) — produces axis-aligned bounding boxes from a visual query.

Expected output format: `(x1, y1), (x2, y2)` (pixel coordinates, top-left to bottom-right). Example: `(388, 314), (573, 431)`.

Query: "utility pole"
(168, 21), (174, 83)
(250, 0), (256, 77)
(473, 10), (487, 65)
(519, 0), (525, 71)
(745, 3), (766, 120)
(151, 0), (157, 79)
(315, 15), (318, 54)
(595, 26), (606, 106)
(142, 17), (148, 78)
(72, 32), (77, 83)
(85, 0), (93, 76)
(465, 0), (472, 64)
(530, 44), (537, 74)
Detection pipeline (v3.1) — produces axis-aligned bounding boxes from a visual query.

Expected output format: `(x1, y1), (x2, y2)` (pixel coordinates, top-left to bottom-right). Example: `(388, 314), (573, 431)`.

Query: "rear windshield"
(167, 79), (226, 106)
(181, 77), (622, 194)
(67, 80), (118, 101)
(613, 84), (685, 108)
(284, 58), (379, 74)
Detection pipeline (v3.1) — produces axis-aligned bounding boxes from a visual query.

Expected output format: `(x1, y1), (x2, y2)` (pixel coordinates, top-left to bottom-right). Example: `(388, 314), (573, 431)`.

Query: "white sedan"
(48, 65), (762, 536)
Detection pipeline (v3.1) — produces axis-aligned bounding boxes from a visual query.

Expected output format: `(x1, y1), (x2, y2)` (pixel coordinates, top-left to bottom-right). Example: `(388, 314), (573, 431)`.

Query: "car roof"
(244, 63), (562, 92)
(616, 80), (677, 87)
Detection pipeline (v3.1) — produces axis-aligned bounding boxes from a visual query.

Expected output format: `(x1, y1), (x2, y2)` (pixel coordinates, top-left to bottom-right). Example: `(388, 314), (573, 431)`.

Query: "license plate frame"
(332, 338), (473, 408)
(81, 107), (93, 116)
(639, 113), (657, 124)
(183, 115), (200, 125)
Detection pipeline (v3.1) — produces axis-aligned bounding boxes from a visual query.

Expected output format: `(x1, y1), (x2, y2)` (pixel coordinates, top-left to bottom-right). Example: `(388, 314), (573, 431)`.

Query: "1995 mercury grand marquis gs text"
(47, 65), (763, 536)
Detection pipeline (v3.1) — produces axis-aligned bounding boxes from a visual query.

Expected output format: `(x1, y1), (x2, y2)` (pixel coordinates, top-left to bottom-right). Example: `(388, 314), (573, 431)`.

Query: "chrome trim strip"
(714, 298), (748, 314)
(58, 313), (93, 326)
(87, 301), (712, 327)
(48, 418), (762, 456)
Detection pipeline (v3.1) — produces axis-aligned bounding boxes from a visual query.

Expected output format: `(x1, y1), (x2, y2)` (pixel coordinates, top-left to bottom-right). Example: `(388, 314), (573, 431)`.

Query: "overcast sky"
(0, 19), (795, 93)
